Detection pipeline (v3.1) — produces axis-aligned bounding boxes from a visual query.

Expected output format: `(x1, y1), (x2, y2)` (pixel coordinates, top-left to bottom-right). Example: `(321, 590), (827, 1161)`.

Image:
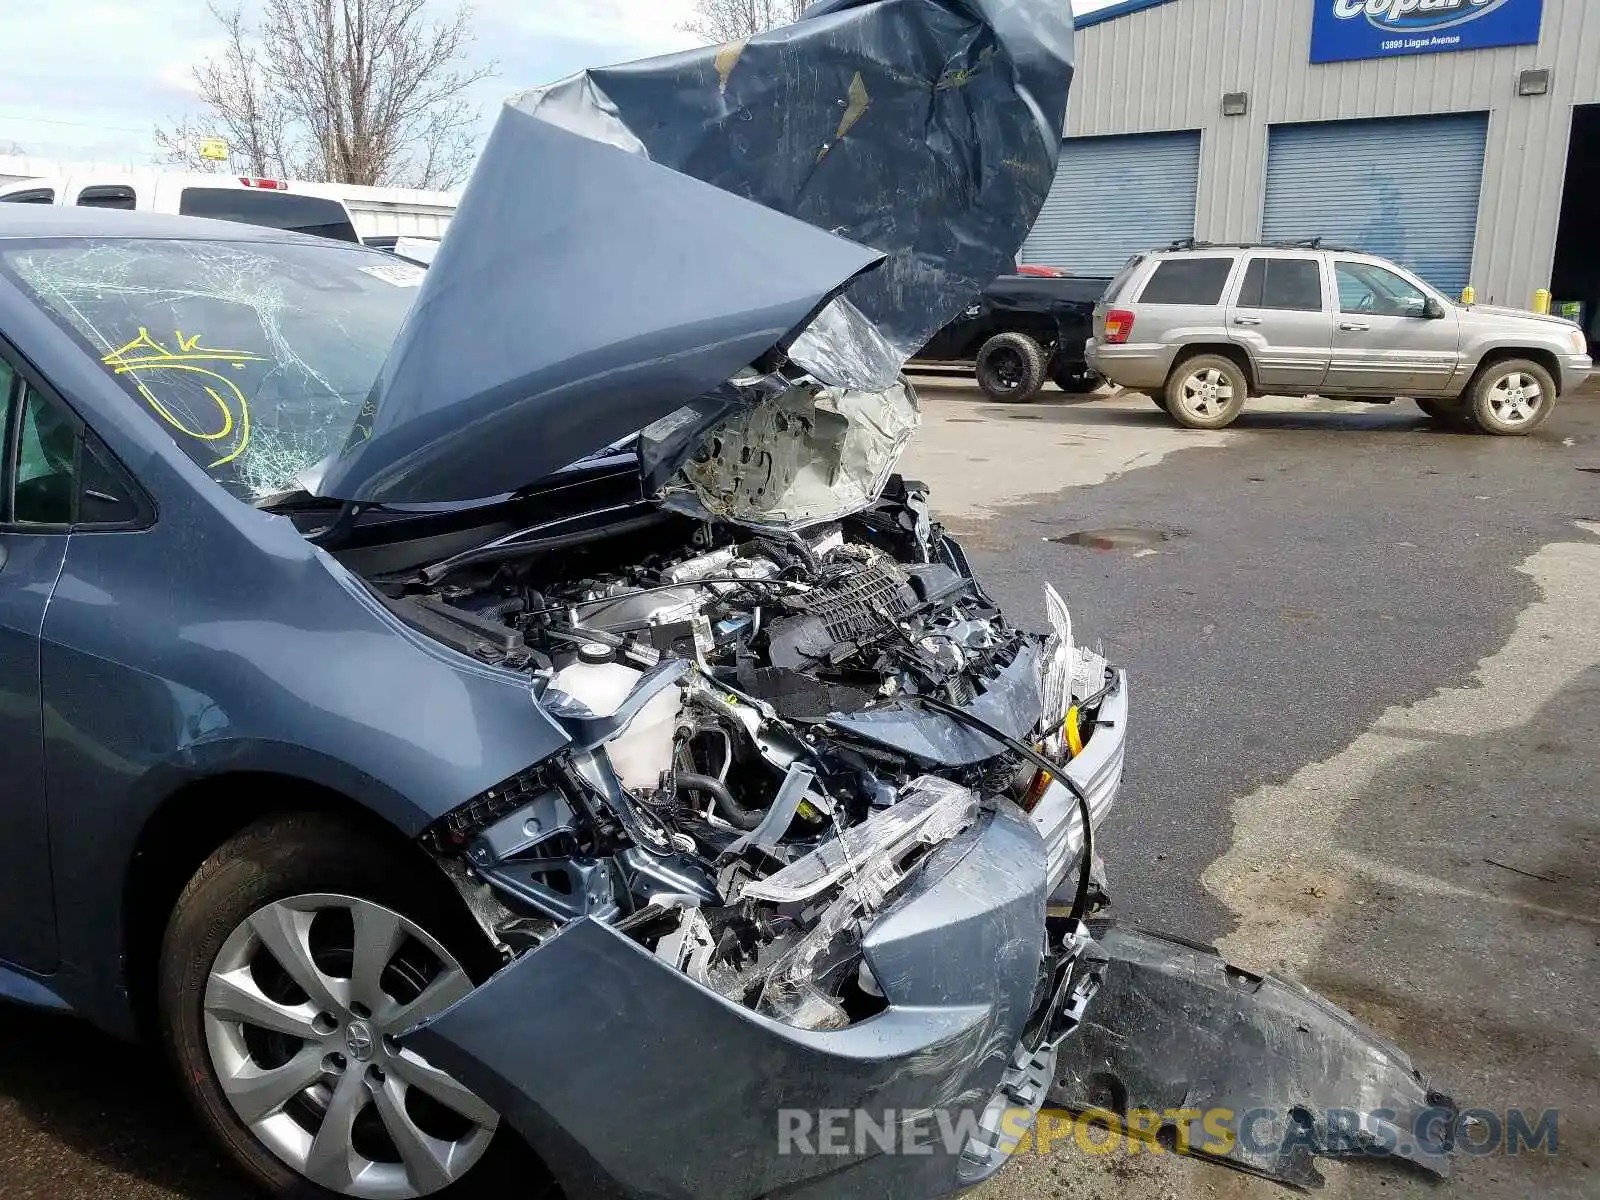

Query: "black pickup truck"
(915, 269), (1112, 401)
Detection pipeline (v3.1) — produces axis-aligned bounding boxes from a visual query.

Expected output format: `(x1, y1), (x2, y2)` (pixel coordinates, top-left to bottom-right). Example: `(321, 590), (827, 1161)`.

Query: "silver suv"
(1086, 241), (1592, 435)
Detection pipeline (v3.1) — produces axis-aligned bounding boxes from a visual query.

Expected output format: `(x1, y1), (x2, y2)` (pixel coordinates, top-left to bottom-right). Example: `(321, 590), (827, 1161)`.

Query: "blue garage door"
(1022, 131), (1201, 274)
(1263, 114), (1488, 296)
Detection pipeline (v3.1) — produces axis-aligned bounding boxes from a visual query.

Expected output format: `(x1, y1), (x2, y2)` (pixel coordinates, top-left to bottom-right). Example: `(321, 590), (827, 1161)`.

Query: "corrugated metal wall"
(1066, 0), (1600, 307)
(1022, 132), (1200, 271)
(1262, 114), (1488, 294)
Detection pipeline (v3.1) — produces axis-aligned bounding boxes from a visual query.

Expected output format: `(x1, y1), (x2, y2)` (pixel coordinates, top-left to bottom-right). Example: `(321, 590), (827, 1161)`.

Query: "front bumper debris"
(1050, 924), (1459, 1189)
(1035, 670), (1127, 892)
(396, 667), (1459, 1198)
(401, 803), (1070, 1200)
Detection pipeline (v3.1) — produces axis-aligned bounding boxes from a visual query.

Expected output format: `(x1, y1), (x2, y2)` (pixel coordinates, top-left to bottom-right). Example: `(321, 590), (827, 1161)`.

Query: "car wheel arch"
(1168, 343), (1258, 395)
(1465, 346), (1565, 396)
(120, 771), (465, 1042)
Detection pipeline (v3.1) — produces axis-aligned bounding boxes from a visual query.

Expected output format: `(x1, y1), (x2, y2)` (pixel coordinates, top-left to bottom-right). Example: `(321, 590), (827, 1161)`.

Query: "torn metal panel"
(787, 296), (905, 393)
(322, 0), (1075, 509)
(316, 112), (884, 505)
(513, 0), (1075, 357)
(1050, 924), (1458, 1189)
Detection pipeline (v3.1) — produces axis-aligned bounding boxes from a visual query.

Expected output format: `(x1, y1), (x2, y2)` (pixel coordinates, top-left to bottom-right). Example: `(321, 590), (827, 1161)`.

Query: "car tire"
(1164, 354), (1248, 430)
(1464, 359), (1557, 436)
(159, 812), (529, 1200)
(975, 332), (1047, 402)
(1051, 367), (1101, 394)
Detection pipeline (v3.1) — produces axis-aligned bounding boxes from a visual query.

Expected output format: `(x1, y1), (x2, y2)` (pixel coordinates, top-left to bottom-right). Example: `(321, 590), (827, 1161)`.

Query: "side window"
(1137, 257), (1234, 306)
(1236, 258), (1266, 308)
(76, 185), (137, 211)
(11, 385), (77, 525)
(1335, 262), (1429, 318)
(77, 434), (146, 527)
(1103, 254), (1147, 303)
(1, 188), (54, 204)
(0, 363), (147, 529)
(1260, 259), (1325, 312)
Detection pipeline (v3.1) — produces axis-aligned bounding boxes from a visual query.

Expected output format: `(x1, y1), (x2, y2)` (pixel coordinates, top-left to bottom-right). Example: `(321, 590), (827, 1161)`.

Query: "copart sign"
(1311, 0), (1545, 64)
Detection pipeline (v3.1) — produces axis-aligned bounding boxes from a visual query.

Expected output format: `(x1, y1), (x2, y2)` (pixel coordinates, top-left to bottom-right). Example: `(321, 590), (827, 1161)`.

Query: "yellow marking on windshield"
(102, 328), (265, 468)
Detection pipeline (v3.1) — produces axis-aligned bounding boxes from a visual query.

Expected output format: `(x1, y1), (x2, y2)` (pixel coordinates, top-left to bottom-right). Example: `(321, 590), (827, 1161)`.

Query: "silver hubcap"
(1180, 367), (1234, 418)
(203, 894), (496, 1199)
(1488, 371), (1542, 425)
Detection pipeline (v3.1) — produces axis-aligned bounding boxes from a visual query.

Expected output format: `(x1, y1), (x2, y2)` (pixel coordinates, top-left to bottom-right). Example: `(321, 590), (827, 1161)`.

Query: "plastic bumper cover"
(1033, 670), (1127, 893)
(1558, 352), (1593, 394)
(401, 803), (1070, 1200)
(1085, 341), (1174, 391)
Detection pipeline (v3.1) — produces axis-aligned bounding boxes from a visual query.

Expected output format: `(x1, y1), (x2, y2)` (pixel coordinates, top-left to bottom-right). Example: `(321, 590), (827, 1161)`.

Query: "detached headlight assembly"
(743, 778), (979, 1030)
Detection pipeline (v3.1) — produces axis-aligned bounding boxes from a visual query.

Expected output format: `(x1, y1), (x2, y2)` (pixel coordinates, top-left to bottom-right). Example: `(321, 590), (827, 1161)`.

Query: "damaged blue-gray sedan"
(0, 1), (1459, 1197)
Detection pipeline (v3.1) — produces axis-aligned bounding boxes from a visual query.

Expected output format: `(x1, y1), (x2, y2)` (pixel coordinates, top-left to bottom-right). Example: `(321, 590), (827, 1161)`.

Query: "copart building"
(1024, 0), (1600, 332)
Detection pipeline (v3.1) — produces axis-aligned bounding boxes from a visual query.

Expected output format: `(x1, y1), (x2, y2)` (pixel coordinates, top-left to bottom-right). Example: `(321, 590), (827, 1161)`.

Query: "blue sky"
(0, 1), (1118, 171)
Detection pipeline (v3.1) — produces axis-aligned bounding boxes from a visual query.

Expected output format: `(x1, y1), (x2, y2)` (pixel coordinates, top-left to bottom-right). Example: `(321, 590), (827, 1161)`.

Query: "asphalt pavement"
(909, 382), (1600, 1200)
(2, 380), (1597, 1198)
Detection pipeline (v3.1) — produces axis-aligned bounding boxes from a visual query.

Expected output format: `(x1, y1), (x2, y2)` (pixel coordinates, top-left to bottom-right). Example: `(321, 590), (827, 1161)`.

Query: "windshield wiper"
(253, 488), (344, 512)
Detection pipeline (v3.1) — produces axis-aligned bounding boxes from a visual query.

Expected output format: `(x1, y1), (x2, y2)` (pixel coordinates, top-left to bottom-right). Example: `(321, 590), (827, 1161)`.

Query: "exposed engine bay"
(310, 0), (1461, 1186)
(385, 479), (1113, 1031)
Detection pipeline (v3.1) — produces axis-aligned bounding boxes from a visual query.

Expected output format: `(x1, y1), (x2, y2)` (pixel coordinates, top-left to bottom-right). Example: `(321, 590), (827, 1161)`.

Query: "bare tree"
(155, 6), (292, 177)
(680, 0), (807, 43)
(157, 0), (494, 189)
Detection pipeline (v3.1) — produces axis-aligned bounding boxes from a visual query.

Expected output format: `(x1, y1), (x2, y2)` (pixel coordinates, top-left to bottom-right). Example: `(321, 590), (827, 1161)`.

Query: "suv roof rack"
(1162, 237), (1368, 254)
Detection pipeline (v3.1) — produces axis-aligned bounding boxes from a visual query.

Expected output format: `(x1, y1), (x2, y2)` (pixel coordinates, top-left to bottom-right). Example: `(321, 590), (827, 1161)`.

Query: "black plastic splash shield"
(1050, 923), (1459, 1190)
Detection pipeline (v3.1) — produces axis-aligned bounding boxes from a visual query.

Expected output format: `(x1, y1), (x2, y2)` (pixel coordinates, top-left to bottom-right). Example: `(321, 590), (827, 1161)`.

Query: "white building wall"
(1068, 0), (1600, 305)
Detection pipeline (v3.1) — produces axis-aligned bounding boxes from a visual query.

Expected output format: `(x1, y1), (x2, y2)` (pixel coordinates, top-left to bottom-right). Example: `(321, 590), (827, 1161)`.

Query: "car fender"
(1458, 336), (1566, 380)
(37, 501), (570, 1035)
(1163, 327), (1258, 387)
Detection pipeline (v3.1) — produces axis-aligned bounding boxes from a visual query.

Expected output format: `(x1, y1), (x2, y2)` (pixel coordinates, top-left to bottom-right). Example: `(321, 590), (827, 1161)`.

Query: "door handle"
(1233, 317), (1262, 326)
(1339, 321), (1371, 332)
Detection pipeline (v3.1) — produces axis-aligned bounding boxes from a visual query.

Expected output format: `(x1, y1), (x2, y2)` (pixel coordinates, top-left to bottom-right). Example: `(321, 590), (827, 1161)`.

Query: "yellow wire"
(1065, 705), (1084, 758)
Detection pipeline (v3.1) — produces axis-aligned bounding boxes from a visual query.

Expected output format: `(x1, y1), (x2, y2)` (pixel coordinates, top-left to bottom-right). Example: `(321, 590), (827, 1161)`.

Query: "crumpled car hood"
(316, 0), (1076, 511)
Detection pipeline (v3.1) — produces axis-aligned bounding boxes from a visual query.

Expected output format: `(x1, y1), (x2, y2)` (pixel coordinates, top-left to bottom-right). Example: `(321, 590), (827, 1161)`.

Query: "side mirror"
(1423, 297), (1446, 320)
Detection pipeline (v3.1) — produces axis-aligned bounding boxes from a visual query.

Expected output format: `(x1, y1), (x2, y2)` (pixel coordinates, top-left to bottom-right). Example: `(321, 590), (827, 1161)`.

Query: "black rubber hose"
(908, 695), (1097, 927)
(673, 772), (763, 831)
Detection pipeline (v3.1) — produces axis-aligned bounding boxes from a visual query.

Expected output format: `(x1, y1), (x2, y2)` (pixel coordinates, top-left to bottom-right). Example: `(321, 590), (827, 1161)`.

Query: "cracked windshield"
(1, 238), (420, 500)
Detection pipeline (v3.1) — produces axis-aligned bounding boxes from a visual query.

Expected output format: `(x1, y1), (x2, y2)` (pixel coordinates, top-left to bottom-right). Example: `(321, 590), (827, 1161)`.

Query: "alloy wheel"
(202, 894), (497, 1199)
(991, 348), (1024, 389)
(1178, 367), (1234, 419)
(1486, 371), (1543, 426)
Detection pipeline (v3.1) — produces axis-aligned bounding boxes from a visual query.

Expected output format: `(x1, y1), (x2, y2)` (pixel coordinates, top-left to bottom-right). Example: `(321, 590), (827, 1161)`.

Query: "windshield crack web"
(10, 240), (395, 500)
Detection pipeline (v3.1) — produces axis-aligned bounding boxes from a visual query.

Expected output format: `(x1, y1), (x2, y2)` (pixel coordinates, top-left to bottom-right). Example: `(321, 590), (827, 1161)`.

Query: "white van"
(0, 171), (363, 242)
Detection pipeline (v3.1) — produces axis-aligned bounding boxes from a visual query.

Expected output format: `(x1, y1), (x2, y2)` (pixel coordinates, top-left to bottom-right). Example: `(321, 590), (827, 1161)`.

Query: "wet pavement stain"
(1052, 527), (1184, 552)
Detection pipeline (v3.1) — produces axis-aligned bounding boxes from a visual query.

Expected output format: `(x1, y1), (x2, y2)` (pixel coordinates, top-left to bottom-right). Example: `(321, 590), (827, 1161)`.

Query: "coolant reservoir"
(553, 645), (682, 793)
